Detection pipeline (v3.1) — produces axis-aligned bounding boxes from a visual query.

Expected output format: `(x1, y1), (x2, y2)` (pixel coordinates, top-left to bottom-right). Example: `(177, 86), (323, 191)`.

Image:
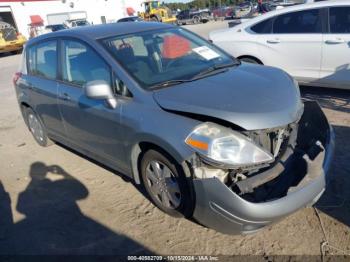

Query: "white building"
(0, 0), (144, 38)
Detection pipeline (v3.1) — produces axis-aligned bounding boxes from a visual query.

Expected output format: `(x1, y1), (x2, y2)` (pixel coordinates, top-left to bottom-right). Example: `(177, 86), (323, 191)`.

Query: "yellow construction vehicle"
(139, 0), (177, 24)
(0, 22), (26, 54)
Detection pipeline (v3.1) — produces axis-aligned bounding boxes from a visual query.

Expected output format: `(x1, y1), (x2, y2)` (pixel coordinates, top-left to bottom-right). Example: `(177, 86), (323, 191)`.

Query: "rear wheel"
(25, 108), (53, 147)
(151, 16), (159, 22)
(193, 16), (200, 24)
(140, 149), (193, 217)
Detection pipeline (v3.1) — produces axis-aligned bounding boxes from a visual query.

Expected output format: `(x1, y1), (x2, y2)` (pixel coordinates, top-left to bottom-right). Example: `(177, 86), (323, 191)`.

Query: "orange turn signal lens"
(186, 138), (209, 151)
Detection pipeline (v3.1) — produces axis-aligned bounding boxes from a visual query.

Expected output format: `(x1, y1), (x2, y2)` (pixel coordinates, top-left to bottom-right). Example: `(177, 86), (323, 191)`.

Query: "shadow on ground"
(316, 125), (350, 228)
(0, 52), (18, 58)
(0, 162), (153, 255)
(301, 86), (350, 114)
(301, 87), (350, 227)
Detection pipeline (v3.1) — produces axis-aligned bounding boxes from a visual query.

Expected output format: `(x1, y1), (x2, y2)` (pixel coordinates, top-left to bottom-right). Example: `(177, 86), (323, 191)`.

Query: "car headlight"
(185, 122), (274, 167)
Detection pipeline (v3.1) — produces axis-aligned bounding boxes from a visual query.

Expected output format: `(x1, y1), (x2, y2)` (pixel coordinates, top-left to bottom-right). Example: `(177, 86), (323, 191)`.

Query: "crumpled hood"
(153, 64), (302, 130)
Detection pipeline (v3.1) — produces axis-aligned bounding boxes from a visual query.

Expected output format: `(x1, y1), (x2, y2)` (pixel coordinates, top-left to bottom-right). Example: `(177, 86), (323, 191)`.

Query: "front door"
(320, 6), (350, 88)
(57, 39), (127, 171)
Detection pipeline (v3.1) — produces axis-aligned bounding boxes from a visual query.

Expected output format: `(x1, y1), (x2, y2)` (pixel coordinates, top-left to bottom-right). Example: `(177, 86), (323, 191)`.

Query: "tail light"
(13, 72), (22, 86)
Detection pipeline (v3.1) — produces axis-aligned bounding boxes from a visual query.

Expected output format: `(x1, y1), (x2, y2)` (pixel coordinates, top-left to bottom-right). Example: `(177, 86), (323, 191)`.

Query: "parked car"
(176, 9), (211, 25)
(45, 24), (68, 33)
(211, 6), (234, 20)
(233, 1), (255, 18)
(117, 16), (144, 23)
(14, 22), (333, 234)
(0, 21), (26, 54)
(210, 0), (350, 89)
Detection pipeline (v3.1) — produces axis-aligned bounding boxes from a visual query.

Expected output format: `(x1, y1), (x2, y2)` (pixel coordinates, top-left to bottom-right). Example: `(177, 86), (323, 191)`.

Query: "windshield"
(102, 27), (237, 90)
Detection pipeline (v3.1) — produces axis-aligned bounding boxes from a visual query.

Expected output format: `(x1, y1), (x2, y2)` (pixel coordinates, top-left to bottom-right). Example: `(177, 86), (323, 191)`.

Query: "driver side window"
(61, 40), (112, 87)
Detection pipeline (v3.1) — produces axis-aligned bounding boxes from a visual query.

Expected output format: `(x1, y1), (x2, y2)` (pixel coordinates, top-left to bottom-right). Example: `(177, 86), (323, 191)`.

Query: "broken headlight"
(185, 122), (274, 167)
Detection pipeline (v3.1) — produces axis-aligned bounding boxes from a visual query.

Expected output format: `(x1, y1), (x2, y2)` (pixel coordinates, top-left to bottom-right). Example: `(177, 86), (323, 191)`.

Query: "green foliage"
(164, 0), (247, 10)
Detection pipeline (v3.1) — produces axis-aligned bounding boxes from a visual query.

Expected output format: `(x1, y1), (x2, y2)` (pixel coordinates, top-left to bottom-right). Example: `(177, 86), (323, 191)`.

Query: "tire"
(24, 108), (53, 147)
(239, 57), (261, 64)
(193, 16), (200, 24)
(140, 149), (193, 218)
(151, 16), (158, 22)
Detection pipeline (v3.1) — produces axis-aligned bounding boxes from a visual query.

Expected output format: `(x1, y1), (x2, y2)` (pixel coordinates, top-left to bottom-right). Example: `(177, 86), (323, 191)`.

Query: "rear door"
(56, 39), (127, 171)
(256, 8), (323, 83)
(24, 40), (65, 137)
(320, 6), (350, 88)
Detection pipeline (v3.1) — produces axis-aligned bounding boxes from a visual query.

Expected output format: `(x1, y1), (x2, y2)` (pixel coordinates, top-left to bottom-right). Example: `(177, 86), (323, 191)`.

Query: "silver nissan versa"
(14, 22), (334, 234)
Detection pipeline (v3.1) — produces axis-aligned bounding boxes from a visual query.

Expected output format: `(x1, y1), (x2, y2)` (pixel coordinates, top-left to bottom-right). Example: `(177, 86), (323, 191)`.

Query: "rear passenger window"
(273, 9), (322, 34)
(251, 18), (273, 34)
(27, 41), (57, 79)
(62, 40), (111, 87)
(329, 7), (350, 33)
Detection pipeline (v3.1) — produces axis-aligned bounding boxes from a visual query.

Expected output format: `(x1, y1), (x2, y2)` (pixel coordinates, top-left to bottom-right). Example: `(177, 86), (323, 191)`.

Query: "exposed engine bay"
(192, 101), (330, 204)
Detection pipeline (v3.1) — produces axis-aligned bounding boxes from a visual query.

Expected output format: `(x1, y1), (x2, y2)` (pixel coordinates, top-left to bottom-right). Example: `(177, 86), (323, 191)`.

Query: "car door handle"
(325, 38), (345, 44)
(267, 39), (280, 44)
(59, 93), (71, 101)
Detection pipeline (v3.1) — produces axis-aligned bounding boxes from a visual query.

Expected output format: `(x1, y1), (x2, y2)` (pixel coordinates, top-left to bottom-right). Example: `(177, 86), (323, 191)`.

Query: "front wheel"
(140, 149), (193, 217)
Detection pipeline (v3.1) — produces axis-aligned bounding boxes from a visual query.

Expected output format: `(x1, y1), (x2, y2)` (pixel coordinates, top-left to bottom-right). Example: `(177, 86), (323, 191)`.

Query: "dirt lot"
(0, 21), (349, 258)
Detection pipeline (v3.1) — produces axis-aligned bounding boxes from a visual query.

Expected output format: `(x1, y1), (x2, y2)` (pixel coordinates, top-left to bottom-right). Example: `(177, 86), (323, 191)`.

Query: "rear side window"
(251, 18), (273, 34)
(61, 40), (111, 87)
(27, 41), (57, 79)
(273, 9), (322, 34)
(329, 7), (350, 33)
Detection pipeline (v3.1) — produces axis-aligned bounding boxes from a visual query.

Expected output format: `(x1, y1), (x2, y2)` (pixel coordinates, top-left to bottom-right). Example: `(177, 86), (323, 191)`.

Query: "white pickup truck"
(47, 11), (90, 28)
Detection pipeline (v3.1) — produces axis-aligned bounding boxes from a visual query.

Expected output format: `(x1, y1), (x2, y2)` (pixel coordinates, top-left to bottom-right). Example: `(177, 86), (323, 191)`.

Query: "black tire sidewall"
(140, 149), (193, 218)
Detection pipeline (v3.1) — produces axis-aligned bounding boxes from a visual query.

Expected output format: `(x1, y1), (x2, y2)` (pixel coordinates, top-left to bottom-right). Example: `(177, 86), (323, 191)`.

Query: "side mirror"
(84, 80), (117, 109)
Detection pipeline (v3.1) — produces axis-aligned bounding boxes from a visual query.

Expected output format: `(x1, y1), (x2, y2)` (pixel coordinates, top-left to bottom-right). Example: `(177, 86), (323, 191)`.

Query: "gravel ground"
(0, 21), (349, 258)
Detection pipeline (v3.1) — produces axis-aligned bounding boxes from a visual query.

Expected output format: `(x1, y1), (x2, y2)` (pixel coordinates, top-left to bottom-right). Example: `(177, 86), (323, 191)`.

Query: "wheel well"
(237, 55), (263, 65)
(20, 102), (31, 125)
(131, 142), (181, 185)
(20, 102), (30, 111)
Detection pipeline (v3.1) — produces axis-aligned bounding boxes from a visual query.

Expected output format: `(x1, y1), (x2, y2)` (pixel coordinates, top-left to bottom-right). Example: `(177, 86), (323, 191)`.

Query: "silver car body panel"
(14, 23), (334, 234)
(154, 64), (302, 131)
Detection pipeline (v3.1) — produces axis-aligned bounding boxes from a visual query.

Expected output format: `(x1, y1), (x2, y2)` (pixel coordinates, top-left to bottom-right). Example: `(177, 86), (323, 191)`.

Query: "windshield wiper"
(149, 79), (193, 90)
(191, 62), (240, 80)
(149, 61), (240, 90)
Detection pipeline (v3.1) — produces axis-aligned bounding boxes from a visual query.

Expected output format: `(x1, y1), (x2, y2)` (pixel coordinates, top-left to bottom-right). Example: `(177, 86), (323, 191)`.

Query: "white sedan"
(209, 0), (350, 89)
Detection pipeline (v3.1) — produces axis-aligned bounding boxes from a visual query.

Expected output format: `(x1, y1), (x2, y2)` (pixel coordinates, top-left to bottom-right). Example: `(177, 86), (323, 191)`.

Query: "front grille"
(244, 126), (291, 158)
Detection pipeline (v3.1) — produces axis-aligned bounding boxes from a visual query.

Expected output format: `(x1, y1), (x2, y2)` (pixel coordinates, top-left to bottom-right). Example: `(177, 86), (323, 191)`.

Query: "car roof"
(236, 0), (350, 29)
(27, 22), (173, 46)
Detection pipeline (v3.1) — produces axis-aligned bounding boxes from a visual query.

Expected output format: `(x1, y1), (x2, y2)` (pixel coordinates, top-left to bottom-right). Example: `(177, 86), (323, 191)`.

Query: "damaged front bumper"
(192, 101), (335, 234)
